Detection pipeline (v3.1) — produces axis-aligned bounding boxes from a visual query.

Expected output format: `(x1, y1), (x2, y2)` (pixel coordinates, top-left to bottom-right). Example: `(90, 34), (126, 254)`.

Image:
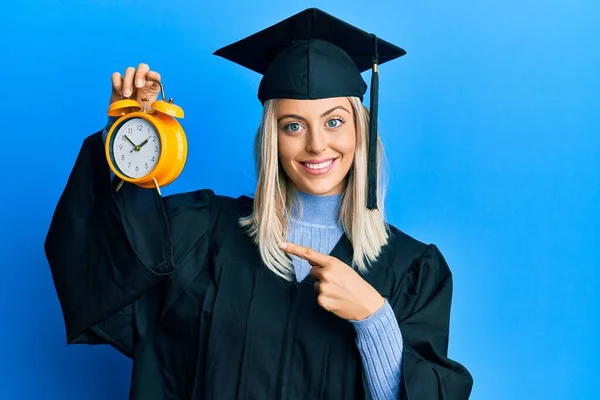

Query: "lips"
(299, 158), (337, 175)
(303, 159), (333, 170)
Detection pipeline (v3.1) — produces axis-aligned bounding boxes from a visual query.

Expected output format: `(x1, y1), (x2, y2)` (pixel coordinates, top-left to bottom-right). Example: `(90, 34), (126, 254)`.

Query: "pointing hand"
(278, 241), (385, 321)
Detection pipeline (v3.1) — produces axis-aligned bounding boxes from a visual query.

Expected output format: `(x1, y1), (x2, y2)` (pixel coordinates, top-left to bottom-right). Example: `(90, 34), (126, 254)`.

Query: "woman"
(44, 8), (473, 400)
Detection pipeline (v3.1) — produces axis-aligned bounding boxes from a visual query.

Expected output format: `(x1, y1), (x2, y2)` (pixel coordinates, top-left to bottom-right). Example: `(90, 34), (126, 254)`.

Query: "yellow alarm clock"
(105, 79), (187, 195)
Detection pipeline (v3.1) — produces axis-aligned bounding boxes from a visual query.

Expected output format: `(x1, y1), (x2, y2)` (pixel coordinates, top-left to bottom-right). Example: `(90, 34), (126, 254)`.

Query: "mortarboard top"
(213, 8), (406, 210)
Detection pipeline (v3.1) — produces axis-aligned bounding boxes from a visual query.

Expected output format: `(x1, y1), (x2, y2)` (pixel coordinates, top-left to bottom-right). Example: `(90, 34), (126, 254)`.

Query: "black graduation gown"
(44, 130), (473, 399)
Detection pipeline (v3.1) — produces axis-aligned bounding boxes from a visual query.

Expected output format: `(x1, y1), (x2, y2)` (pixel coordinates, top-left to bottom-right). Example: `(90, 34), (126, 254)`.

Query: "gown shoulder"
(374, 224), (474, 399)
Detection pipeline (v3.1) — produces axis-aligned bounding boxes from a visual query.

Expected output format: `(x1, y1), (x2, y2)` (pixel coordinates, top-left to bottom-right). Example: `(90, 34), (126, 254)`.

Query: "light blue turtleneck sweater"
(288, 190), (403, 400)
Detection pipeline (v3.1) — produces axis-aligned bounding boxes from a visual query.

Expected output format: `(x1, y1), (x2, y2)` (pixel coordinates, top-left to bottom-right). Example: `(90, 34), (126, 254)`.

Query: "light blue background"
(1, 0), (598, 398)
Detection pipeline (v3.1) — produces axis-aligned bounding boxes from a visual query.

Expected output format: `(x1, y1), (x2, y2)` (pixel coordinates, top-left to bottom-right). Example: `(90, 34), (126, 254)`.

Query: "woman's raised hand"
(109, 62), (162, 107)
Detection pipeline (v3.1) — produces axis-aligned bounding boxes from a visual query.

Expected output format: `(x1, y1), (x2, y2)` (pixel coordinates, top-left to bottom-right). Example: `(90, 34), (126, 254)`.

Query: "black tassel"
(367, 37), (379, 210)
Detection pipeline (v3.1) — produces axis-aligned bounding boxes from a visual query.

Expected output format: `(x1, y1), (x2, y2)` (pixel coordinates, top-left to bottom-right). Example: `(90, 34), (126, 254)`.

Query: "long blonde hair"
(239, 96), (390, 281)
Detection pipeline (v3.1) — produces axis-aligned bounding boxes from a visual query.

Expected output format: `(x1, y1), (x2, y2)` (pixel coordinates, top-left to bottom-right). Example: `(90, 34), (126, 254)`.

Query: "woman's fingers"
(122, 66), (136, 97)
(134, 62), (150, 89)
(111, 72), (123, 96)
(108, 63), (161, 106)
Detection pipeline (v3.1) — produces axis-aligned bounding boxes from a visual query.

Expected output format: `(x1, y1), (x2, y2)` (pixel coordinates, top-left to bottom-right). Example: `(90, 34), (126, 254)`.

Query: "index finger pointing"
(279, 242), (329, 266)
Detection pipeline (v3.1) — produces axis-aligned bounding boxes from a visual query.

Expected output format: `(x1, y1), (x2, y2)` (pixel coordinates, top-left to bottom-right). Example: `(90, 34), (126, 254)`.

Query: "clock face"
(111, 117), (161, 179)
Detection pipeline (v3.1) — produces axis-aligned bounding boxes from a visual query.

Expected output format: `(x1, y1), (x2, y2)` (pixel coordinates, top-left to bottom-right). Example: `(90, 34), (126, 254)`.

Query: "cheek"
(337, 129), (357, 160)
(277, 135), (298, 166)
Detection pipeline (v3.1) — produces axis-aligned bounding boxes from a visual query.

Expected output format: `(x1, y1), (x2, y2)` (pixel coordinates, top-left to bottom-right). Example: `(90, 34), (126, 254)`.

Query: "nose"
(305, 126), (327, 154)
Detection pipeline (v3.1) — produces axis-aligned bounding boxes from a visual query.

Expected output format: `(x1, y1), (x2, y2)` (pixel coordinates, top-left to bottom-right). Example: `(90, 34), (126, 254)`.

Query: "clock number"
(137, 124), (142, 131)
(121, 154), (125, 161)
(119, 144), (123, 150)
(135, 166), (139, 172)
(151, 156), (155, 162)
(128, 162), (131, 168)
(122, 135), (127, 141)
(152, 136), (156, 142)
(145, 163), (149, 169)
(128, 127), (132, 134)
(154, 146), (158, 152)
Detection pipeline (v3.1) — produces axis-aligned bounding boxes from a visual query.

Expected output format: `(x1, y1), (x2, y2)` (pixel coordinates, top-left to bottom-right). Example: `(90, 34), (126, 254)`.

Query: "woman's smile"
(299, 157), (338, 175)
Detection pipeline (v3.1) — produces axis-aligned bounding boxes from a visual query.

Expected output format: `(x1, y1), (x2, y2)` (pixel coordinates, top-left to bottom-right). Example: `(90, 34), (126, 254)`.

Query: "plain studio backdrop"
(0, 0), (598, 398)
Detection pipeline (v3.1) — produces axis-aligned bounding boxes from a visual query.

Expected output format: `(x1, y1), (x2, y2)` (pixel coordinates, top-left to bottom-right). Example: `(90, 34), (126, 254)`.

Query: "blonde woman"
(44, 8), (472, 400)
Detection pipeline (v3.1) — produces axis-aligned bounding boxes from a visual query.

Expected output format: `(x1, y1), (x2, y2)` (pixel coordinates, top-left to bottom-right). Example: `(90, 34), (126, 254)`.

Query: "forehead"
(277, 97), (352, 116)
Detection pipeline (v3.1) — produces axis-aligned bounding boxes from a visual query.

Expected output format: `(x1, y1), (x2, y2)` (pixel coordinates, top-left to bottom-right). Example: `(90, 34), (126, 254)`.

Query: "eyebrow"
(277, 105), (351, 122)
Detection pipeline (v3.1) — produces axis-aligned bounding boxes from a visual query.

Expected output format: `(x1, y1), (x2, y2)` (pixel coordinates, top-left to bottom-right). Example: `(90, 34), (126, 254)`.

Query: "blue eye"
(285, 123), (302, 132)
(327, 118), (343, 128)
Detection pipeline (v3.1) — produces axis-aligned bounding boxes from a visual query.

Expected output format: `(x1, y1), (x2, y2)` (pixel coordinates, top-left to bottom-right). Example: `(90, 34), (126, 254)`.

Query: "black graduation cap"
(213, 7), (406, 210)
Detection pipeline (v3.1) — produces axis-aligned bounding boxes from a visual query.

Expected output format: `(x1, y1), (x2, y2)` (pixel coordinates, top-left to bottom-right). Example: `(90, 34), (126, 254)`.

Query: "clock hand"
(137, 136), (152, 149)
(130, 136), (152, 153)
(123, 134), (137, 148)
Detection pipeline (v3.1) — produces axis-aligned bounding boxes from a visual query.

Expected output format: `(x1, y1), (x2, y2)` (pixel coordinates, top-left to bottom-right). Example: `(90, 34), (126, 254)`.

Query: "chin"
(295, 179), (344, 196)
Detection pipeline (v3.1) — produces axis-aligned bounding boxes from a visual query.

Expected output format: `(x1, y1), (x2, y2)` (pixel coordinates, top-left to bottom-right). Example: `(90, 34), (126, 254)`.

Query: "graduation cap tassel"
(367, 36), (379, 211)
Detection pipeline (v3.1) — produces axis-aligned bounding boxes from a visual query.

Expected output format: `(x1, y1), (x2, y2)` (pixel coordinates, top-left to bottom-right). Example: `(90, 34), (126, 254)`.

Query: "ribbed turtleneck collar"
(290, 190), (343, 228)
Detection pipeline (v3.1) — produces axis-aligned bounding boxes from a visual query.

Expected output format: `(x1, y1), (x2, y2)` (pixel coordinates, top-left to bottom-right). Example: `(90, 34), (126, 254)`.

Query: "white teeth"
(304, 160), (333, 170)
